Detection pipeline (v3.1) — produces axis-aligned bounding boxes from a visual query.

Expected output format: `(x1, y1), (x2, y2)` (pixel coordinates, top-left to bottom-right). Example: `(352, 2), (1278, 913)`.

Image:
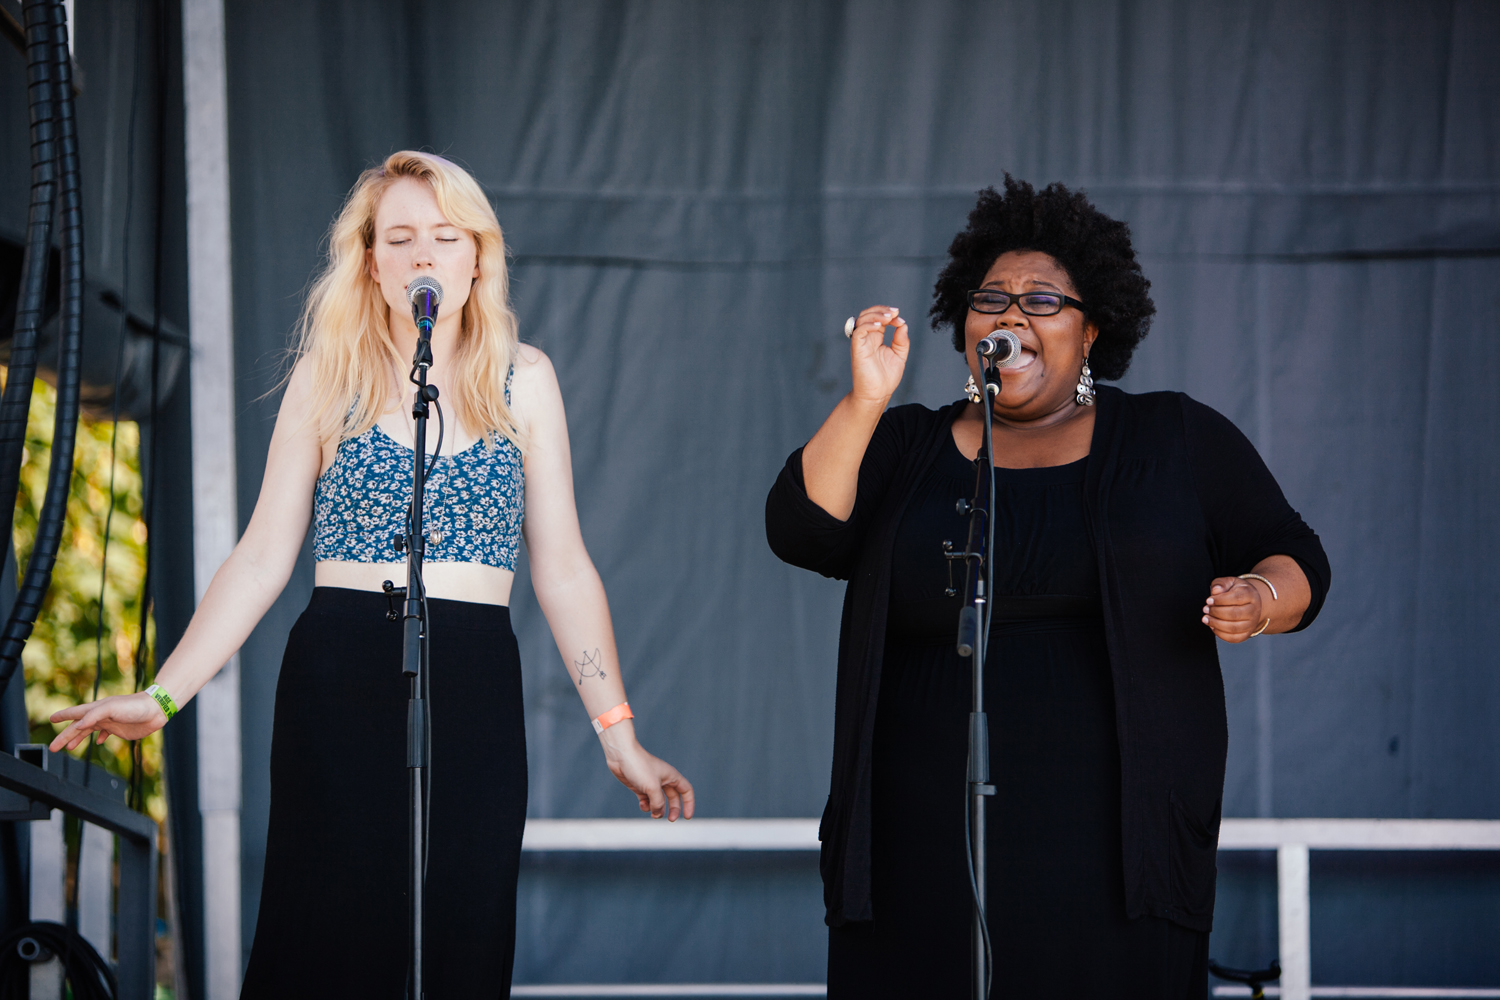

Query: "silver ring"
(844, 316), (855, 338)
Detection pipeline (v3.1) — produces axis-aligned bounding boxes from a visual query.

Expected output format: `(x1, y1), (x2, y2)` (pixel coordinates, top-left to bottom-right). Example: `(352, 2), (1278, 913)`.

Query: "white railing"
(517, 818), (1500, 1000)
(510, 989), (825, 998)
(522, 818), (820, 852)
(1210, 991), (1500, 998)
(1215, 820), (1500, 1000)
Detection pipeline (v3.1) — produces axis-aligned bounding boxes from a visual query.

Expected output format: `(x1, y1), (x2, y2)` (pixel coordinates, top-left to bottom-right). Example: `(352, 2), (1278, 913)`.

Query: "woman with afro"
(766, 178), (1330, 997)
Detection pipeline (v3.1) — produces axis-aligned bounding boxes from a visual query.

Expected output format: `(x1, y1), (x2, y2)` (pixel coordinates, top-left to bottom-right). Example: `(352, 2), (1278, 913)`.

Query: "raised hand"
(800, 305), (913, 521)
(847, 306), (910, 404)
(48, 693), (167, 752)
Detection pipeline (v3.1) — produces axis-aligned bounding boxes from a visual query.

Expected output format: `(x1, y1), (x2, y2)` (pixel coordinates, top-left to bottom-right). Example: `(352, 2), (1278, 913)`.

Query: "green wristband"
(145, 684), (178, 721)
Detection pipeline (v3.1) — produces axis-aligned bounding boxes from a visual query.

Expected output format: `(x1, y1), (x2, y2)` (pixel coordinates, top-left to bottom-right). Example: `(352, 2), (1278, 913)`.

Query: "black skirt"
(240, 587), (528, 999)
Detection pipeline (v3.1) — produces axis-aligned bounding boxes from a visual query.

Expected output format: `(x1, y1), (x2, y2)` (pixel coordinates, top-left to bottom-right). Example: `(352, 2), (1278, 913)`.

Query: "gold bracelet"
(1237, 572), (1278, 601)
(1250, 618), (1272, 637)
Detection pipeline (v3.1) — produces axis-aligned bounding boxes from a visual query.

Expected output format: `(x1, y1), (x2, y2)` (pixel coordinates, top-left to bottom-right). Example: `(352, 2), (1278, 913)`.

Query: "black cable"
(426, 396), (444, 481)
(980, 398), (997, 999)
(30, 6), (93, 976)
(0, 921), (118, 1000)
(957, 379), (999, 999)
(403, 365), (442, 581)
(130, 0), (169, 814)
(89, 0), (146, 776)
(0, 0), (86, 685)
(415, 394), (441, 883)
(959, 455), (995, 1000)
(402, 363), (441, 897)
(961, 788), (992, 997)
(0, 0), (60, 694)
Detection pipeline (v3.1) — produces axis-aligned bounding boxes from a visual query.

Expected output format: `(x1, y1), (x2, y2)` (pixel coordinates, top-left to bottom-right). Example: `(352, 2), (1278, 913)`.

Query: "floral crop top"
(312, 373), (524, 570)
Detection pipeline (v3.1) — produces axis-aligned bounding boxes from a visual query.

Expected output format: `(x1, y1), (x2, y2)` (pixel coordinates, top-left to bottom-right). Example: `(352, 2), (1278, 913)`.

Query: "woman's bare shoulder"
(512, 342), (552, 374)
(509, 343), (559, 398)
(276, 355), (321, 420)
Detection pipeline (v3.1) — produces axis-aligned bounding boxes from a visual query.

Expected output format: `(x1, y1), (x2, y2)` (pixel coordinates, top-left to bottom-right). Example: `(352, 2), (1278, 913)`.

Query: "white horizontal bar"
(522, 819), (820, 851)
(1219, 819), (1500, 851)
(520, 818), (1500, 853)
(513, 985), (1500, 998)
(1215, 988), (1500, 997)
(519, 821), (1500, 851)
(511, 987), (826, 998)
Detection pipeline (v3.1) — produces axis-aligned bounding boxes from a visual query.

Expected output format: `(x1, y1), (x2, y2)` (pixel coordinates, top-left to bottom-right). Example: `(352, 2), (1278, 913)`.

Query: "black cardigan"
(765, 386), (1330, 931)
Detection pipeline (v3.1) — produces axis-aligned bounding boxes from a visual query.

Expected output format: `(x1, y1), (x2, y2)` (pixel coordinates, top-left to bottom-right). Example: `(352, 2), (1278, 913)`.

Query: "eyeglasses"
(966, 289), (1085, 316)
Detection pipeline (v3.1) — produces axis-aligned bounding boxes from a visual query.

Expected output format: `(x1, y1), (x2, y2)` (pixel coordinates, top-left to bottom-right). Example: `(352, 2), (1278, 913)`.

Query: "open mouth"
(1005, 349), (1037, 371)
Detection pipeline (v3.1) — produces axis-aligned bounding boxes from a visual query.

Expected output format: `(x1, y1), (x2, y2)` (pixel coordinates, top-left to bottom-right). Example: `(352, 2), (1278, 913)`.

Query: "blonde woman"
(48, 151), (694, 996)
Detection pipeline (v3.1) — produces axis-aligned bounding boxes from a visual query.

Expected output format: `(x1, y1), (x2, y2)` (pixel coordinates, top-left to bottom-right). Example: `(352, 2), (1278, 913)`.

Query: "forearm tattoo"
(573, 648), (606, 686)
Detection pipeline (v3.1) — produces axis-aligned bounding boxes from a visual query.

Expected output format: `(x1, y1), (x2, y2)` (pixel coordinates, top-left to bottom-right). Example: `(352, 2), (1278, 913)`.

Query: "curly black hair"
(929, 176), (1154, 382)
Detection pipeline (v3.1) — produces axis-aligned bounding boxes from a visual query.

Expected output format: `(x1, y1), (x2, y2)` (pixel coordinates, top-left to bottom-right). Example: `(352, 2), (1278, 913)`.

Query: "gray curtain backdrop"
(212, 0), (1500, 988)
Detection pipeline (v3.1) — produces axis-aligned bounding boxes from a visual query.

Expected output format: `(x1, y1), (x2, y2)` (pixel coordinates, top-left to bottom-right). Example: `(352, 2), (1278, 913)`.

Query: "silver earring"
(964, 374), (983, 404)
(1075, 357), (1095, 406)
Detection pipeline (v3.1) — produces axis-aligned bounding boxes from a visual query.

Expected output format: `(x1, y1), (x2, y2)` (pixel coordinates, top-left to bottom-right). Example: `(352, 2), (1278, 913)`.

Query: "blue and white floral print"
(313, 373), (524, 570)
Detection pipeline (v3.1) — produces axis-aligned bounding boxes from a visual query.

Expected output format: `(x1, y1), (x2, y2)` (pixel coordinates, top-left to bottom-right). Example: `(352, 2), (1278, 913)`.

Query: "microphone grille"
(406, 276), (444, 306)
(991, 330), (1024, 368)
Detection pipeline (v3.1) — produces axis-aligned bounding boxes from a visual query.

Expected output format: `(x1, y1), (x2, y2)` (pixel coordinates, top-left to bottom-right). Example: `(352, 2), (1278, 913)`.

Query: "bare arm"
(513, 346), (694, 821)
(1202, 554), (1313, 642)
(801, 306), (909, 520)
(49, 360), (325, 749)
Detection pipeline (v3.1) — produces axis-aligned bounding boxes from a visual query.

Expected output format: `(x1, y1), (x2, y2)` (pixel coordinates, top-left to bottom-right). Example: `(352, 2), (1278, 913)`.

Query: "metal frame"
(510, 988), (826, 998)
(0, 748), (158, 1000)
(518, 817), (1500, 1000)
(521, 818), (818, 852)
(181, 0), (243, 994)
(1216, 820), (1500, 1000)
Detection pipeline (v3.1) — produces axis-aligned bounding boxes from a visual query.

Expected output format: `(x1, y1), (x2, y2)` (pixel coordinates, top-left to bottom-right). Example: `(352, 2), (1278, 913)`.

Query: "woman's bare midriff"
(314, 560), (516, 606)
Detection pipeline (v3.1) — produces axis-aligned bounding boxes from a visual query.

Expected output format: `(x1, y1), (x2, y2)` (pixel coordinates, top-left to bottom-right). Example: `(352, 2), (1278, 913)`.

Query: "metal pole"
(969, 645), (990, 1000)
(970, 361), (1000, 1000)
(945, 353), (1002, 1000)
(181, 0), (243, 992)
(117, 823), (161, 999)
(403, 331), (434, 999)
(1277, 843), (1311, 1000)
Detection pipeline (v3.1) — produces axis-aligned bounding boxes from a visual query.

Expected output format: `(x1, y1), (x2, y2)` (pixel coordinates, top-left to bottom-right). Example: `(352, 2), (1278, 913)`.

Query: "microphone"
(977, 330), (1023, 396)
(975, 329), (1023, 367)
(407, 276), (443, 337)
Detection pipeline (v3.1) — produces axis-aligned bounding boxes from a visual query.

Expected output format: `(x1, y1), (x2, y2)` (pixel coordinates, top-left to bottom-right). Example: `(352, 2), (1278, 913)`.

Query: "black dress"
(827, 435), (1208, 998)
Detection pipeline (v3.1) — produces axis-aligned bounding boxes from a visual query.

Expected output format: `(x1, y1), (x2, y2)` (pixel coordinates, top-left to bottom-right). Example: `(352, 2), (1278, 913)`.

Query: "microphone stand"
(402, 320), (438, 1000)
(944, 351), (1001, 1000)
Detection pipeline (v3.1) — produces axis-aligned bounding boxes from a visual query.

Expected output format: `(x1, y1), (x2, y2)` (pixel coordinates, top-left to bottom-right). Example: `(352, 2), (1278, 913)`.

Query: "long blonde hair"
(293, 150), (525, 450)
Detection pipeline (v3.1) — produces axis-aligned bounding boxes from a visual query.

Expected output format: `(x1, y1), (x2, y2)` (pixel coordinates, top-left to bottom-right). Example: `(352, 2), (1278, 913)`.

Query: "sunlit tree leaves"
(8, 374), (163, 823)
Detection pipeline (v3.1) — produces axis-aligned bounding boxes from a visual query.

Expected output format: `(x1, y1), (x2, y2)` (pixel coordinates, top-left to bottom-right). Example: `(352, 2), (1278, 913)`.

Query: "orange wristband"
(591, 702), (633, 734)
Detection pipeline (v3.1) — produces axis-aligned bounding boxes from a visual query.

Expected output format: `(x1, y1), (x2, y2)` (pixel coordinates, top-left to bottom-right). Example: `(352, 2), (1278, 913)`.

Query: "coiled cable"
(0, 0), (60, 651)
(0, 921), (117, 1000)
(0, 0), (86, 685)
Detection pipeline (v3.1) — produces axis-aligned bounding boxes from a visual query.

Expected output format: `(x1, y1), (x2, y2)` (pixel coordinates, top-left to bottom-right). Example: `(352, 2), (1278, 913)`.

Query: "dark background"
(4, 0), (1500, 992)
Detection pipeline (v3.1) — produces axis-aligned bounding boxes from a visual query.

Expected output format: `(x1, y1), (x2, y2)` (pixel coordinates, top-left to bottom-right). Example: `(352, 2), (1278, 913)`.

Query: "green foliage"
(8, 374), (163, 822)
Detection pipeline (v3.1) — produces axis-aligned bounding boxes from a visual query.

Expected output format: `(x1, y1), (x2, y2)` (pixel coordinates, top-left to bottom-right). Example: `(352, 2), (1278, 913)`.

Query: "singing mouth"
(1004, 349), (1037, 371)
